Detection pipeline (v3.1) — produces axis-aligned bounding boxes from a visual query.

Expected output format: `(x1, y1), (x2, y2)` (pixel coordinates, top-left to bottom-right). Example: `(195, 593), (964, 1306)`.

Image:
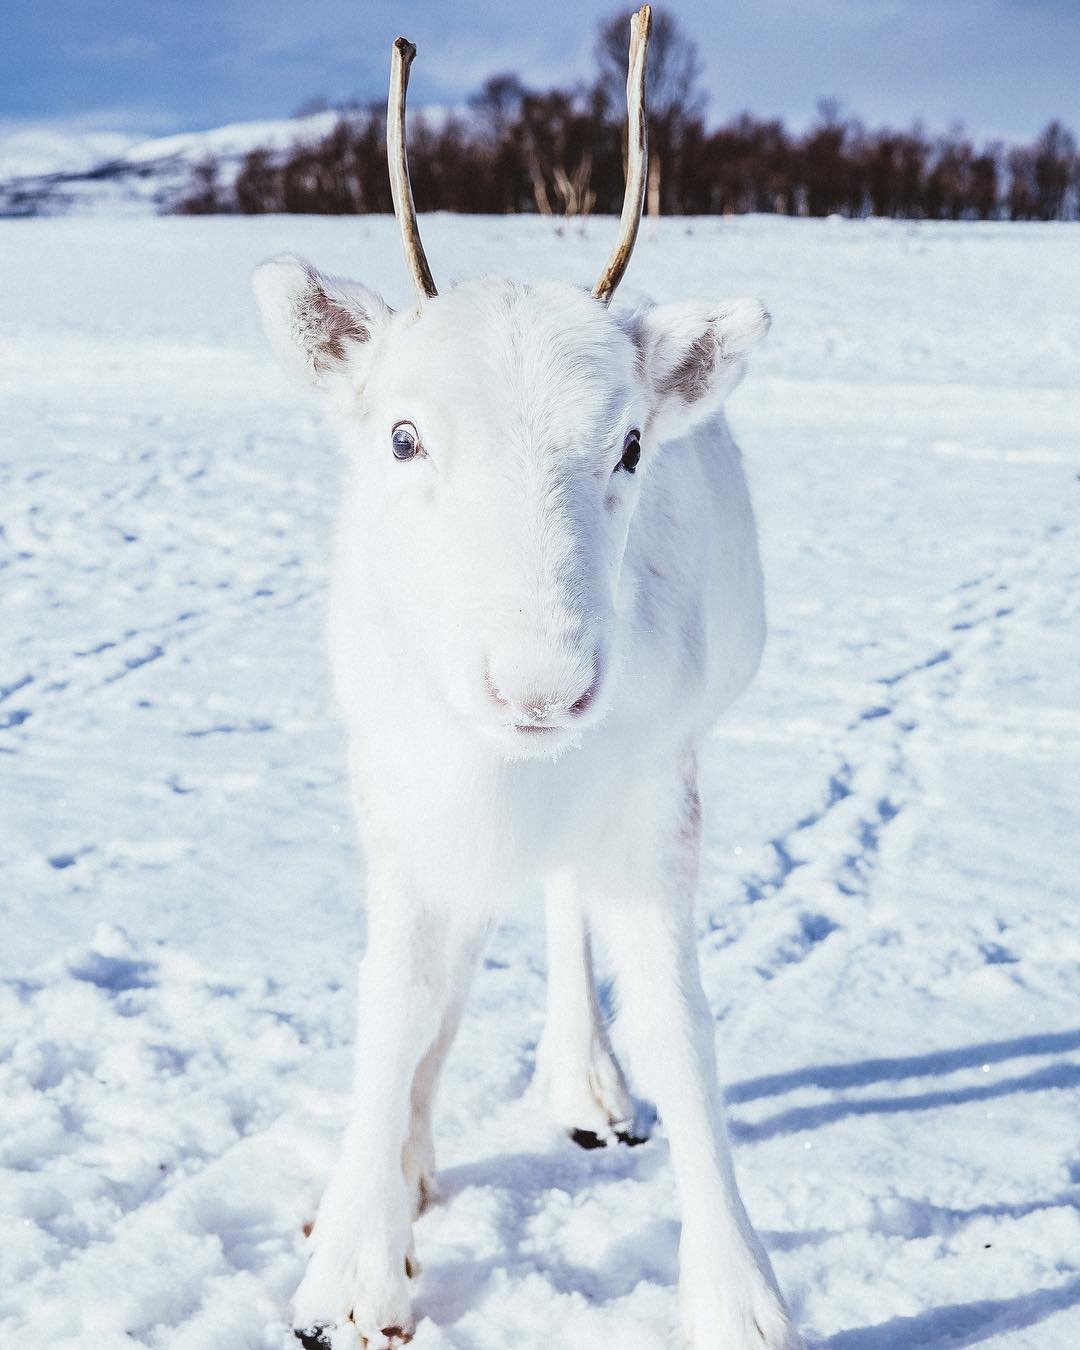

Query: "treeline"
(177, 10), (1079, 221)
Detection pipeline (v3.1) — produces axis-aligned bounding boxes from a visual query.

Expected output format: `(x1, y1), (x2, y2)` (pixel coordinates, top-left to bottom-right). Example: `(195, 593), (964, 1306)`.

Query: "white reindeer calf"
(254, 10), (800, 1348)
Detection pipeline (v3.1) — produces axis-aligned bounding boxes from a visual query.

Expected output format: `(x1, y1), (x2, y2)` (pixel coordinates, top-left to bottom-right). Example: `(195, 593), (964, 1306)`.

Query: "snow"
(0, 110), (458, 218)
(119, 113), (343, 169)
(1, 213), (1078, 1348)
(0, 112), (340, 218)
(0, 129), (140, 180)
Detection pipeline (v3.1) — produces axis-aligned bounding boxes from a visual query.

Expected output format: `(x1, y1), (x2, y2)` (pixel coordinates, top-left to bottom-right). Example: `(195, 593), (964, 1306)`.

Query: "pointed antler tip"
(592, 0), (652, 304)
(388, 33), (437, 301)
(633, 9), (652, 50)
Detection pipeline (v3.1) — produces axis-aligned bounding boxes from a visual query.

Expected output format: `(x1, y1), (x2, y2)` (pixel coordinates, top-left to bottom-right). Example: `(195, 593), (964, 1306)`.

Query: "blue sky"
(5, 0), (1078, 141)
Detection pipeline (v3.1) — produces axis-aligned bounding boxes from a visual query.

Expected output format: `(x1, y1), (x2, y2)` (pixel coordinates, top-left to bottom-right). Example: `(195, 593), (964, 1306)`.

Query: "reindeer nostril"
(569, 670), (602, 718)
(485, 658), (602, 726)
(485, 667), (510, 709)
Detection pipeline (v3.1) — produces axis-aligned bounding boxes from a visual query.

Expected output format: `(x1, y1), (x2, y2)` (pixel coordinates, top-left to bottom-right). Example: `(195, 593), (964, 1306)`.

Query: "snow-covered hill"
(0, 112), (340, 217)
(1, 215), (1078, 1348)
(0, 128), (140, 180)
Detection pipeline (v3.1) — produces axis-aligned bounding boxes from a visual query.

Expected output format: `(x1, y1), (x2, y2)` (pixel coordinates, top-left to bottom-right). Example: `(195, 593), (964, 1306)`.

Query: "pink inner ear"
(301, 282), (370, 372)
(656, 329), (717, 402)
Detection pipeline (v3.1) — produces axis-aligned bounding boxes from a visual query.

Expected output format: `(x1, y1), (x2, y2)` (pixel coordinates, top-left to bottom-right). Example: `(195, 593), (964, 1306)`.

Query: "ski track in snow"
(1, 215), (1078, 1348)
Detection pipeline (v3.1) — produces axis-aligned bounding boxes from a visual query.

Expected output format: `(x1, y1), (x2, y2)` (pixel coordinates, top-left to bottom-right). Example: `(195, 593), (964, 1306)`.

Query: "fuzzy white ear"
(637, 299), (770, 438)
(252, 253), (390, 387)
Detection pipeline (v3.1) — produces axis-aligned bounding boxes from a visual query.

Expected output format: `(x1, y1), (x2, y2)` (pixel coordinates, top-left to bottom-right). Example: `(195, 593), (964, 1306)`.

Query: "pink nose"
(485, 665), (601, 724)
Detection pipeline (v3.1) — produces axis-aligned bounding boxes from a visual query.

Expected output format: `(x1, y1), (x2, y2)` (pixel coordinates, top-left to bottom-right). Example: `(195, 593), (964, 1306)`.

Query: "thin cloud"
(4, 0), (1078, 141)
(62, 35), (161, 63)
(0, 105), (180, 136)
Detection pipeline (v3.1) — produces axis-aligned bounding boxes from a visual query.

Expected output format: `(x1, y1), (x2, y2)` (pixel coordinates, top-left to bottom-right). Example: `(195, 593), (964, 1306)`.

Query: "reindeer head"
(253, 8), (769, 761)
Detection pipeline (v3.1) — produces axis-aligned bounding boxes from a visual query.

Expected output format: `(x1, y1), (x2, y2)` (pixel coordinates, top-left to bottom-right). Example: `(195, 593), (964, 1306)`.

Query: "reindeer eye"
(391, 420), (421, 461)
(617, 429), (641, 475)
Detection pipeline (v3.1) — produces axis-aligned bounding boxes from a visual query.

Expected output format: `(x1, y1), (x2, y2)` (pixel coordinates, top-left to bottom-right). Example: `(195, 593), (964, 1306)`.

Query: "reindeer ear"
(637, 299), (770, 438)
(252, 254), (390, 387)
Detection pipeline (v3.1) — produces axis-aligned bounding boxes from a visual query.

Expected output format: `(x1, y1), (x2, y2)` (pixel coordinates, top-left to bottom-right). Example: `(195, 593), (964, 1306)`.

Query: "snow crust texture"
(1, 215), (1079, 1348)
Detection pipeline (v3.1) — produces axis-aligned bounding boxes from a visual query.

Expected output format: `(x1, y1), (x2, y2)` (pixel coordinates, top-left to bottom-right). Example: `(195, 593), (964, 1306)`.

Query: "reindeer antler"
(593, 5), (652, 305)
(388, 36), (438, 301)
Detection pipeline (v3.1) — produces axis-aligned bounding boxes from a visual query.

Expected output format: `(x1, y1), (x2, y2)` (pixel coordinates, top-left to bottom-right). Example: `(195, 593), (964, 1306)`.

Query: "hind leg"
(533, 868), (646, 1147)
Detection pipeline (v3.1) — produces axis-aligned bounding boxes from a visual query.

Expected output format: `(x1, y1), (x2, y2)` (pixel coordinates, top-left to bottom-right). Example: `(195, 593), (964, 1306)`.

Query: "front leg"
(402, 927), (483, 1221)
(591, 764), (800, 1350)
(293, 876), (481, 1348)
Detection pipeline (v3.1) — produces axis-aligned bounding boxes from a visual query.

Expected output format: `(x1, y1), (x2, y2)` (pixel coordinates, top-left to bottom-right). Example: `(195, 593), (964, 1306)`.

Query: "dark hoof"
(294, 1328), (332, 1350)
(615, 1127), (650, 1147)
(569, 1128), (607, 1150)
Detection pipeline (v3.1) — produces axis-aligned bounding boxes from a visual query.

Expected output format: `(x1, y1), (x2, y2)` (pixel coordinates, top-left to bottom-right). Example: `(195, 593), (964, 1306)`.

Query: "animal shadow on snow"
(822, 1277), (1080, 1349)
(724, 1029), (1080, 1349)
(411, 1032), (1078, 1335)
(726, 1029), (1080, 1143)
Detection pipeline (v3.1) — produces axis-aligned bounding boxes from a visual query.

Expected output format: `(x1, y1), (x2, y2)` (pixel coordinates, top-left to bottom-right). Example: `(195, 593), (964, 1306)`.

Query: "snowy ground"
(1, 214), (1078, 1349)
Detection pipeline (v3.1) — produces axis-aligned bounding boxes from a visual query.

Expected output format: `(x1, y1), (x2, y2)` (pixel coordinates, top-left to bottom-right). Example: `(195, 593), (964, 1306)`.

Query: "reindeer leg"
(402, 929), (484, 1223)
(591, 762), (800, 1350)
(292, 872), (483, 1348)
(534, 868), (646, 1148)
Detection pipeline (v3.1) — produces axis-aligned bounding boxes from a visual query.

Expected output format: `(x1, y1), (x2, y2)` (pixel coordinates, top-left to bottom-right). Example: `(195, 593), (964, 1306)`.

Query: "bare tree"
(470, 74), (527, 143)
(180, 56), (1079, 224)
(594, 8), (704, 127)
(176, 155), (226, 214)
(594, 8), (705, 212)
(1033, 120), (1076, 220)
(800, 101), (861, 216)
(519, 89), (599, 223)
(235, 148), (279, 214)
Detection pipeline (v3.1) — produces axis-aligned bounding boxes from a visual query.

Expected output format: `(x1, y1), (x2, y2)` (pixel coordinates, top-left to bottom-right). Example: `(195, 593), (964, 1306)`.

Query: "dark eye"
(391, 420), (421, 461)
(617, 429), (641, 475)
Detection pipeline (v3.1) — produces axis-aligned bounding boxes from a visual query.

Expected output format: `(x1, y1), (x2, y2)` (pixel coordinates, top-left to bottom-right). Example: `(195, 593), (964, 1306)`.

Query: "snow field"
(1, 214), (1078, 1347)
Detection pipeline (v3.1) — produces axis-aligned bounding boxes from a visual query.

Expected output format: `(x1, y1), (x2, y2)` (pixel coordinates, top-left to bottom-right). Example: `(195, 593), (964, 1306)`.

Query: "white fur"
(253, 257), (799, 1349)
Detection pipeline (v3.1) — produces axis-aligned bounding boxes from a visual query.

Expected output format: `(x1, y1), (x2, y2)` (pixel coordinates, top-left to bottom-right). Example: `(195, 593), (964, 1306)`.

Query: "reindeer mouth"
(480, 718), (585, 763)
